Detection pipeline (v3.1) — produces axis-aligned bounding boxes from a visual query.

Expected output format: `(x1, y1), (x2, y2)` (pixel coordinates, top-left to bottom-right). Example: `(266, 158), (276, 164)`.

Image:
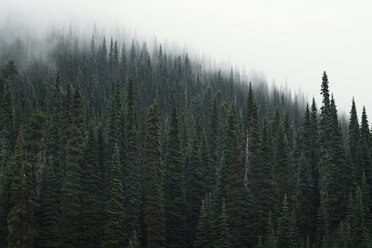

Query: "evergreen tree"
(37, 82), (61, 248)
(143, 100), (165, 248)
(255, 118), (274, 235)
(223, 105), (252, 247)
(37, 158), (59, 248)
(295, 152), (314, 239)
(185, 119), (205, 245)
(194, 193), (215, 248)
(102, 143), (125, 248)
(0, 79), (15, 246)
(274, 120), (293, 212)
(7, 130), (38, 248)
(348, 98), (361, 183)
(277, 195), (296, 248)
(123, 78), (141, 242)
(80, 127), (101, 248)
(164, 103), (187, 248)
(217, 199), (230, 248)
(59, 82), (85, 248)
(326, 97), (351, 231)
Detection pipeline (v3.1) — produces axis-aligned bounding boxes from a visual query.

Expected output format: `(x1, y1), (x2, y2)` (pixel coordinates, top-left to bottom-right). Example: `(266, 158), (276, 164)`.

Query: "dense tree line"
(0, 29), (371, 248)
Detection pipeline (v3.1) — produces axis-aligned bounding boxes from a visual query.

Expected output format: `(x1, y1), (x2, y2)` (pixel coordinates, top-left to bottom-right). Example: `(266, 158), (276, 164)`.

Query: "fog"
(2, 0), (372, 119)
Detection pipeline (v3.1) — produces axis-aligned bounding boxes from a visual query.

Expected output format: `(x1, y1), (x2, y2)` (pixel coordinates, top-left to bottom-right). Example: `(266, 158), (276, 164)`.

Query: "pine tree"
(0, 151), (13, 247)
(277, 195), (296, 248)
(7, 130), (38, 248)
(264, 212), (278, 248)
(80, 127), (101, 248)
(194, 193), (215, 248)
(37, 81), (61, 248)
(0, 79), (13, 165)
(123, 78), (141, 242)
(36, 158), (59, 248)
(274, 120), (293, 212)
(295, 152), (314, 239)
(209, 97), (218, 174)
(59, 82), (85, 248)
(185, 119), (205, 245)
(143, 100), (165, 248)
(164, 103), (187, 248)
(36, 75), (62, 248)
(255, 118), (274, 235)
(326, 97), (351, 231)
(0, 79), (14, 247)
(102, 143), (125, 248)
(223, 105), (251, 247)
(348, 98), (361, 183)
(217, 199), (230, 248)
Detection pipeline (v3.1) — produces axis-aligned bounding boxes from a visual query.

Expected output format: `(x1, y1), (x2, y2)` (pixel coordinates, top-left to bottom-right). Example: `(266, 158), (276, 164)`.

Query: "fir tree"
(194, 193), (215, 248)
(217, 199), (230, 248)
(143, 100), (165, 248)
(123, 78), (141, 242)
(36, 158), (59, 248)
(59, 82), (85, 248)
(348, 98), (361, 183)
(277, 195), (296, 248)
(164, 103), (187, 248)
(7, 130), (38, 248)
(295, 152), (314, 239)
(185, 119), (205, 245)
(80, 127), (101, 248)
(274, 120), (293, 212)
(102, 143), (125, 248)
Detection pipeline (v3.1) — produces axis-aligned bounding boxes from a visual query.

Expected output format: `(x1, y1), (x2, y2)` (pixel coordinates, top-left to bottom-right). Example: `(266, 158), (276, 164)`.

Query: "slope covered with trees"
(0, 27), (371, 248)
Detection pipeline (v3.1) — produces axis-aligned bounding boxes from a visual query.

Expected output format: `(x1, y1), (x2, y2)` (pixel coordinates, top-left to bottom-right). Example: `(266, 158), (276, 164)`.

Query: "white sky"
(2, 0), (372, 120)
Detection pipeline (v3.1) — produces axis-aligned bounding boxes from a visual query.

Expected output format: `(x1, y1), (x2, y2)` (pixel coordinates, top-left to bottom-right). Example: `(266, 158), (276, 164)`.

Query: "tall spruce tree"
(277, 195), (296, 248)
(143, 100), (165, 248)
(123, 78), (141, 243)
(102, 143), (125, 248)
(185, 119), (205, 246)
(7, 130), (38, 248)
(223, 105), (252, 247)
(0, 79), (14, 247)
(80, 127), (101, 248)
(274, 120), (293, 213)
(59, 82), (85, 248)
(164, 103), (187, 248)
(194, 193), (216, 248)
(349, 98), (361, 184)
(295, 152), (314, 240)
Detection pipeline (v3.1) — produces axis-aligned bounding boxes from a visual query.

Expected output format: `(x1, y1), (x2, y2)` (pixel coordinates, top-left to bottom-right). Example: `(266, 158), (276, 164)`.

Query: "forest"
(0, 28), (371, 248)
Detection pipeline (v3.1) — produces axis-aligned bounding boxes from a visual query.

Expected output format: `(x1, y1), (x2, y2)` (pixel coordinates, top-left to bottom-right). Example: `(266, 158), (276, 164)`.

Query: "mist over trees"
(0, 24), (371, 248)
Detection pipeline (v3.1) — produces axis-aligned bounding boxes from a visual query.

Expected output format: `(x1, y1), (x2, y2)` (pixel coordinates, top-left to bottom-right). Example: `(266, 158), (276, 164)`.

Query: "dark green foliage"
(164, 103), (187, 248)
(274, 120), (293, 211)
(194, 193), (216, 248)
(102, 143), (125, 248)
(186, 119), (206, 245)
(222, 105), (254, 247)
(255, 118), (274, 235)
(123, 78), (142, 242)
(7, 131), (38, 248)
(143, 101), (165, 248)
(295, 153), (314, 239)
(277, 195), (296, 248)
(37, 150), (59, 248)
(80, 127), (101, 248)
(1, 30), (372, 248)
(217, 199), (230, 248)
(59, 82), (85, 248)
(348, 98), (361, 183)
